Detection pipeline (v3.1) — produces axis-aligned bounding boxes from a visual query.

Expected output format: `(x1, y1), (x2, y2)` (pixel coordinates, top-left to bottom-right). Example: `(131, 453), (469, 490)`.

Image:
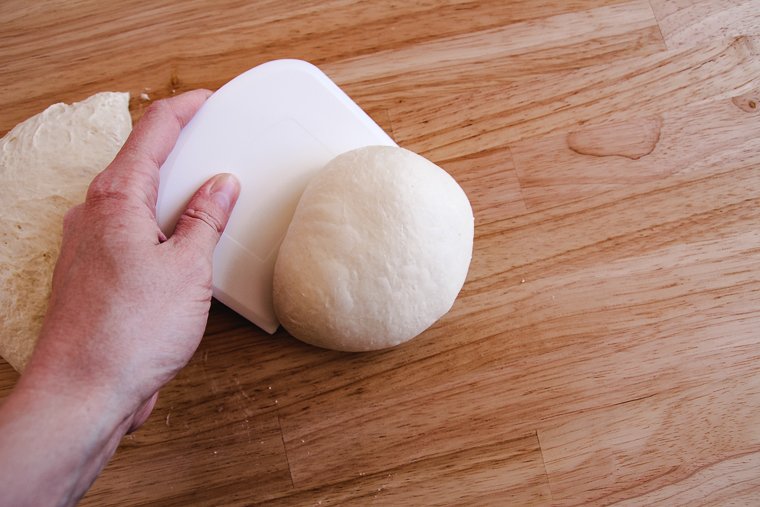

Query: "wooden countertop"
(2, 1), (759, 505)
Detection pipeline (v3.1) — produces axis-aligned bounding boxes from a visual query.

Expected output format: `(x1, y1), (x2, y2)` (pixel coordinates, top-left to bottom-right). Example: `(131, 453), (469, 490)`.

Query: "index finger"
(97, 89), (212, 210)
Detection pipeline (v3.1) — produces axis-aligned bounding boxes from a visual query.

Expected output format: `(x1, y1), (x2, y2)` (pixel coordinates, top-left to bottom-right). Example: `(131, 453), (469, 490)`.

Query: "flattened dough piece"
(273, 145), (474, 352)
(0, 92), (132, 371)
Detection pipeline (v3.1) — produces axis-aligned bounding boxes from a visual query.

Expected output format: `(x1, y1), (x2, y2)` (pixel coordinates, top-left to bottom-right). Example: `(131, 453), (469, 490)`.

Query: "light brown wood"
(650, 0), (760, 48)
(1, 1), (759, 505)
(263, 433), (552, 506)
(539, 374), (760, 505)
(511, 96), (760, 210)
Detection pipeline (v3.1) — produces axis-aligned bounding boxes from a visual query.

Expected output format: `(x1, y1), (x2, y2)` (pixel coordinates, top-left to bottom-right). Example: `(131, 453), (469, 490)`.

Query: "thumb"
(170, 173), (240, 252)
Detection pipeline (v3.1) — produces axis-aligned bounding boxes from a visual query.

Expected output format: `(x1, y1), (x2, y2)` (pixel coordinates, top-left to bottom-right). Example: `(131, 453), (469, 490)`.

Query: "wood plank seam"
(647, 0), (668, 50)
(535, 430), (555, 503)
(277, 413), (296, 489)
(506, 144), (530, 218)
(269, 431), (545, 501)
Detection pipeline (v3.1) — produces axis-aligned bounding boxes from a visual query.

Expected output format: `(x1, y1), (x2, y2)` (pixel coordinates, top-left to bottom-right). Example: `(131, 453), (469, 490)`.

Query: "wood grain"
(274, 168), (760, 488)
(1, 1), (760, 505)
(390, 35), (758, 161)
(262, 433), (552, 506)
(540, 374), (760, 505)
(0, 0), (629, 134)
(650, 0), (760, 48)
(511, 93), (760, 210)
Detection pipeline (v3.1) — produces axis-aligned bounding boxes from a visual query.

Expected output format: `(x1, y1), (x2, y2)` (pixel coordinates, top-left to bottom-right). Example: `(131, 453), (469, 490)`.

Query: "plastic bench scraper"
(156, 59), (396, 333)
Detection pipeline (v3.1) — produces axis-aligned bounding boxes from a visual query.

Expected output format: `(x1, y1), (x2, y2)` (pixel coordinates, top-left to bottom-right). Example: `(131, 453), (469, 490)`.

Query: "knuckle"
(63, 205), (78, 220)
(182, 208), (224, 234)
(144, 98), (170, 118)
(87, 188), (132, 207)
(86, 174), (131, 206)
(143, 98), (179, 127)
(63, 205), (82, 226)
(87, 172), (108, 194)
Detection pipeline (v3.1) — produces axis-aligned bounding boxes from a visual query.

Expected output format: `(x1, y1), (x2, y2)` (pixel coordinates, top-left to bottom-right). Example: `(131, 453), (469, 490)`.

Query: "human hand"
(25, 89), (241, 429)
(0, 89), (240, 507)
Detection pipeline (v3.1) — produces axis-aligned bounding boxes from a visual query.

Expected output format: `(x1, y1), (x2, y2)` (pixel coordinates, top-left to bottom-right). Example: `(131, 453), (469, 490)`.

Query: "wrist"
(13, 363), (134, 432)
(24, 325), (144, 424)
(14, 372), (133, 435)
(0, 372), (133, 507)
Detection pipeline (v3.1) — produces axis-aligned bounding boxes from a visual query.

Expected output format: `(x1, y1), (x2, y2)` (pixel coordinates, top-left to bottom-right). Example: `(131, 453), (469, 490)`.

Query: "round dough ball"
(273, 145), (473, 351)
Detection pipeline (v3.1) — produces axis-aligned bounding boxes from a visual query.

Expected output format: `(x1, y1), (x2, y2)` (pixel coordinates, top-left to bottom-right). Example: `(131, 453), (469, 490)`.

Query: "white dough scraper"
(156, 59), (396, 333)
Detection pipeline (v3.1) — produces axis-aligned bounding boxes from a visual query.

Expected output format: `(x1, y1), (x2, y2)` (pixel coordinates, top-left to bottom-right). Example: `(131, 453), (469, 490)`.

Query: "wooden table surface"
(2, 1), (760, 505)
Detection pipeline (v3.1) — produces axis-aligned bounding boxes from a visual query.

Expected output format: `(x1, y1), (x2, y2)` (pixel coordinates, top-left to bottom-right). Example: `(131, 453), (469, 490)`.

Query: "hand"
(30, 88), (240, 425)
(0, 90), (240, 506)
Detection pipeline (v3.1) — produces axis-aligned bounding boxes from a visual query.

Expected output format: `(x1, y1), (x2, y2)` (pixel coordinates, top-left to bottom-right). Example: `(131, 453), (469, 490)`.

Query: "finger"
(169, 173), (240, 255)
(90, 89), (213, 210)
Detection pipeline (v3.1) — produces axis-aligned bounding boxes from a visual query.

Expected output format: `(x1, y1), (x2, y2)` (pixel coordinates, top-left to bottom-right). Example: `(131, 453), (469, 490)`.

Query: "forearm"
(0, 375), (131, 507)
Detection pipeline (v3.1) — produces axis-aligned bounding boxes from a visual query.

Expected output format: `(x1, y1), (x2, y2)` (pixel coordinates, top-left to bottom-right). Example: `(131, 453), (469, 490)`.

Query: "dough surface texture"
(0, 92), (132, 371)
(273, 145), (474, 351)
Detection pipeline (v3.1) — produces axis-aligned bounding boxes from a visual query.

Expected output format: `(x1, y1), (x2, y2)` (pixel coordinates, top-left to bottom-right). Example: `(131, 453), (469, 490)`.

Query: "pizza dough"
(273, 145), (474, 351)
(0, 92), (132, 371)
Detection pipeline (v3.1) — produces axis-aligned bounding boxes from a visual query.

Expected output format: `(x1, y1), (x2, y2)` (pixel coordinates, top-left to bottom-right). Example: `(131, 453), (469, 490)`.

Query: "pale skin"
(0, 90), (241, 506)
